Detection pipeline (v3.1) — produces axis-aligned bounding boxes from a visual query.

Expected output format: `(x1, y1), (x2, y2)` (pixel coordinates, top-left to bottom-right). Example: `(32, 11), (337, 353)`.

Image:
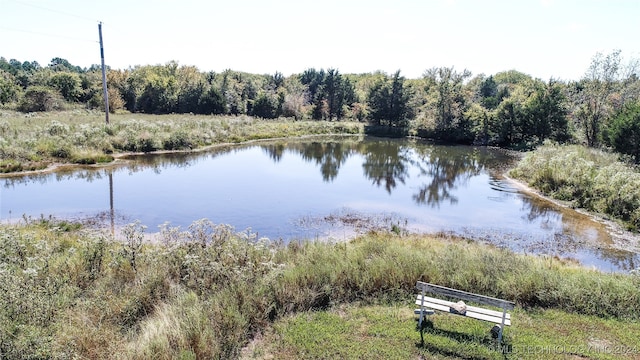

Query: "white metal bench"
(414, 281), (514, 344)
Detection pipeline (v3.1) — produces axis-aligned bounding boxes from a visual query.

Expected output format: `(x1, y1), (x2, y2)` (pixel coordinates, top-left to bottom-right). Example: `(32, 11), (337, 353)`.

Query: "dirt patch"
(239, 332), (276, 360)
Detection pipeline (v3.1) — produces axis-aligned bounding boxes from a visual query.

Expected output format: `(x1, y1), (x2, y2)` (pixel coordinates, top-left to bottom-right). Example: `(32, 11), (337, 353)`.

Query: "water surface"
(1, 136), (637, 272)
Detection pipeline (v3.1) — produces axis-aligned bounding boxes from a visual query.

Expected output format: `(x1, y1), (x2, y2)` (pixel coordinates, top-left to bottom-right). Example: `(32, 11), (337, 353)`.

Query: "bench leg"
(498, 307), (508, 344)
(418, 288), (426, 330)
(418, 287), (426, 345)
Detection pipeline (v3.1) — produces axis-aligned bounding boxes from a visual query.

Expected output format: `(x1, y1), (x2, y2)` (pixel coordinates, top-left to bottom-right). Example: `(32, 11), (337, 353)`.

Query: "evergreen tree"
(607, 103), (640, 162)
(367, 71), (411, 126)
(197, 85), (226, 115)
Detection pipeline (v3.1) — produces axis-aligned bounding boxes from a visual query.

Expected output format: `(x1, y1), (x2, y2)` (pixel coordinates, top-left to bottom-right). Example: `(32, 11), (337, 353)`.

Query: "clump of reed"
(510, 142), (640, 230)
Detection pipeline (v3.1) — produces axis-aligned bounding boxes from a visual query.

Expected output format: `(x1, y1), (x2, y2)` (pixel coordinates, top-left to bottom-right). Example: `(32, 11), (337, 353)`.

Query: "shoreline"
(502, 173), (640, 255)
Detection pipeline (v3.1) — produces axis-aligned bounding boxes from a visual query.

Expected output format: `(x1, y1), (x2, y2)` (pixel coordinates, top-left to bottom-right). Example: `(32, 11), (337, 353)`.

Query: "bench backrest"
(416, 281), (514, 310)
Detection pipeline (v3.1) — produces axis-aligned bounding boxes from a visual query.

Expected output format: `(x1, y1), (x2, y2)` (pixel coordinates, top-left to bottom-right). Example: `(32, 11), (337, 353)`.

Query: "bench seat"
(414, 294), (511, 325)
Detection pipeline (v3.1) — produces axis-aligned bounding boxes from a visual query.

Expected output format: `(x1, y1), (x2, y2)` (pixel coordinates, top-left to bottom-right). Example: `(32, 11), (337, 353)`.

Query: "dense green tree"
(270, 71), (284, 90)
(323, 68), (355, 120)
(0, 58), (41, 88)
(526, 79), (569, 143)
(367, 79), (390, 125)
(126, 62), (182, 114)
(485, 78), (569, 147)
(78, 70), (103, 103)
(219, 70), (249, 115)
(48, 72), (82, 102)
(423, 67), (473, 142)
(251, 92), (278, 119)
(175, 65), (206, 113)
(494, 97), (520, 146)
(137, 73), (178, 114)
(0, 58), (11, 74)
(176, 81), (205, 113)
(493, 69), (533, 85)
(571, 50), (623, 146)
(465, 103), (496, 145)
(0, 57), (40, 78)
(300, 68), (325, 104)
(388, 71), (412, 124)
(479, 75), (499, 109)
(607, 103), (640, 162)
(197, 85), (226, 115)
(367, 71), (411, 126)
(301, 68), (354, 120)
(48, 57), (83, 73)
(0, 70), (21, 104)
(106, 69), (136, 111)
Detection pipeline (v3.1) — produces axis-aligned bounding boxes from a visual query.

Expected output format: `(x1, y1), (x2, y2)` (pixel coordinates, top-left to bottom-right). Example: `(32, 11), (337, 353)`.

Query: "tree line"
(1, 51), (639, 159)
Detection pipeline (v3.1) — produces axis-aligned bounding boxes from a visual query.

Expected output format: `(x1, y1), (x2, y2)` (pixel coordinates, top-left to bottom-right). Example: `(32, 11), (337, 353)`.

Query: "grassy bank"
(0, 110), (364, 173)
(1, 218), (639, 359)
(509, 143), (640, 231)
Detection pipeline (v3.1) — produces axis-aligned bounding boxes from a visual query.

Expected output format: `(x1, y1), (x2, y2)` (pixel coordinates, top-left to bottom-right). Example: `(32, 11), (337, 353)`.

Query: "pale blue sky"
(1, 0), (638, 80)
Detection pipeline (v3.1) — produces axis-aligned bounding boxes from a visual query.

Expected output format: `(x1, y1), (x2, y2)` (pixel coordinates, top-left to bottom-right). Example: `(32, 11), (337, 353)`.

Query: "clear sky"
(1, 0), (638, 81)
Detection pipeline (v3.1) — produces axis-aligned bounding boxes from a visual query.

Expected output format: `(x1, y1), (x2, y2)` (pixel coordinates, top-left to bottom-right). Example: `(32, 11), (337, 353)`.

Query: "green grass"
(510, 142), (640, 231)
(0, 110), (364, 173)
(1, 218), (639, 359)
(246, 305), (640, 360)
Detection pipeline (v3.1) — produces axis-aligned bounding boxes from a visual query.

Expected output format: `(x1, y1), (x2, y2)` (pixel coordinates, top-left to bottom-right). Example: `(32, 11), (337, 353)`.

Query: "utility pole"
(98, 22), (109, 124)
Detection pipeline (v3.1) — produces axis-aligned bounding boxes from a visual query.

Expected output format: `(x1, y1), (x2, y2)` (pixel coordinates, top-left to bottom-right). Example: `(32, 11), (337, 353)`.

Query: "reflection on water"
(1, 136), (638, 272)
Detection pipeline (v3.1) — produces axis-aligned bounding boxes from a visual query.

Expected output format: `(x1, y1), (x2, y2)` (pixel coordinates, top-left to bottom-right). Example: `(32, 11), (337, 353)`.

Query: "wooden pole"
(98, 22), (109, 124)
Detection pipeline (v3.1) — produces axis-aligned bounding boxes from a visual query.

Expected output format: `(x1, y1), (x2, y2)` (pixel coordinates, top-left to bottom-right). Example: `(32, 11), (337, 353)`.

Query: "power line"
(0, 25), (96, 43)
(5, 0), (99, 23)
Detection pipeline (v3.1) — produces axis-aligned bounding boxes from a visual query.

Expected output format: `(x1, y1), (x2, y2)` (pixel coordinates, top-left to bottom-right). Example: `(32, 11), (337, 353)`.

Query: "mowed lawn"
(242, 304), (640, 360)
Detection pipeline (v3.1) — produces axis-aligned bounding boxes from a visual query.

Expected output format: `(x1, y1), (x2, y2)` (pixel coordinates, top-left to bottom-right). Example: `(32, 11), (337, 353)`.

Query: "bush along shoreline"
(1, 218), (639, 358)
(510, 142), (640, 232)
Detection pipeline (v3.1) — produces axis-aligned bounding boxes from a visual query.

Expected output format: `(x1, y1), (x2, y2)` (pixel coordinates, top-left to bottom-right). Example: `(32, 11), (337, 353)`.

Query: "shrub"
(35, 138), (72, 159)
(0, 160), (22, 173)
(162, 130), (192, 150)
(46, 120), (70, 136)
(18, 86), (65, 112)
(71, 150), (114, 164)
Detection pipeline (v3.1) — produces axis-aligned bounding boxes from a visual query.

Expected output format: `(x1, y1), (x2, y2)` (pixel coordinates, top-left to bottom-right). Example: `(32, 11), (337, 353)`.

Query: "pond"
(1, 136), (638, 272)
